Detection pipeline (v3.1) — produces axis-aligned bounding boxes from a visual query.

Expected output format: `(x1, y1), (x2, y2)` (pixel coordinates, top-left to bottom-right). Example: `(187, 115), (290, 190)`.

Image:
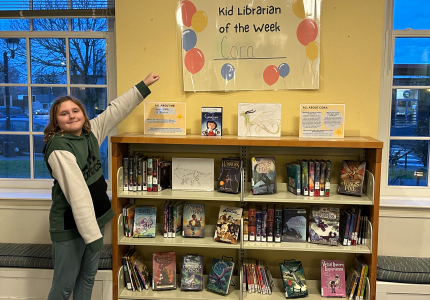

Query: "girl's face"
(56, 100), (85, 136)
(208, 122), (216, 130)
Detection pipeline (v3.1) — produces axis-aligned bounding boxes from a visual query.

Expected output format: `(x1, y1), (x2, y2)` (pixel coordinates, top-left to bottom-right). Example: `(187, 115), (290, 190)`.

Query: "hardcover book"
(256, 204), (262, 242)
(217, 157), (241, 194)
(298, 160), (309, 196)
(243, 205), (249, 241)
(267, 204), (275, 242)
(315, 161), (320, 197)
(274, 205), (282, 243)
(321, 259), (346, 297)
(338, 161), (366, 196)
(173, 201), (184, 237)
(202, 107), (222, 136)
(309, 161), (315, 197)
(320, 161), (326, 196)
(262, 204), (267, 242)
(251, 156), (277, 195)
(215, 205), (243, 245)
(152, 252), (176, 291)
(134, 206), (156, 238)
(282, 208), (307, 243)
(159, 160), (171, 191)
(308, 206), (340, 246)
(182, 203), (205, 237)
(129, 249), (151, 290)
(248, 204), (256, 241)
(207, 257), (235, 295)
(123, 156), (129, 191)
(325, 160), (332, 197)
(280, 260), (308, 298)
(181, 254), (203, 291)
(287, 163), (301, 195)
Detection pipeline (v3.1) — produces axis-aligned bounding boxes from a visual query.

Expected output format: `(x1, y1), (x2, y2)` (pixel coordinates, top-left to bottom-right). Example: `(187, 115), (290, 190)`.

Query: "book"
(129, 248), (151, 290)
(181, 254), (203, 291)
(321, 259), (346, 297)
(217, 157), (241, 194)
(163, 200), (169, 238)
(308, 206), (340, 246)
(347, 269), (360, 300)
(248, 204), (256, 241)
(298, 160), (309, 196)
(123, 156), (129, 191)
(152, 156), (160, 192)
(274, 205), (282, 243)
(133, 206), (156, 238)
(182, 203), (205, 237)
(309, 161), (315, 197)
(267, 204), (274, 242)
(215, 205), (243, 244)
(147, 158), (153, 192)
(125, 250), (141, 291)
(201, 107), (222, 136)
(207, 257), (235, 295)
(126, 204), (135, 237)
(279, 260), (308, 298)
(320, 161), (326, 196)
(168, 201), (174, 238)
(137, 156), (144, 191)
(159, 160), (171, 190)
(338, 160), (366, 196)
(282, 208), (307, 243)
(325, 160), (332, 197)
(152, 252), (176, 291)
(314, 161), (320, 197)
(128, 156), (134, 191)
(345, 267), (356, 298)
(354, 256), (368, 300)
(243, 205), (249, 241)
(132, 155), (138, 192)
(173, 201), (184, 237)
(261, 204), (267, 242)
(287, 163), (301, 195)
(256, 204), (262, 242)
(122, 255), (133, 290)
(251, 156), (277, 195)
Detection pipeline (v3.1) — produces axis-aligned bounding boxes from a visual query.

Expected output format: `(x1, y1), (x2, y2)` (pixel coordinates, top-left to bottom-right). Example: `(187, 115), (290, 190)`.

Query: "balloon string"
(190, 73), (196, 92)
(283, 77), (286, 89)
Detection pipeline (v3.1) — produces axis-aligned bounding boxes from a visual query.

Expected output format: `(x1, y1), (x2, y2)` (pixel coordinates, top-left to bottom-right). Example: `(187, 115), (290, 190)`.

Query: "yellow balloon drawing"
(292, 0), (305, 19)
(306, 41), (319, 61)
(191, 11), (208, 33)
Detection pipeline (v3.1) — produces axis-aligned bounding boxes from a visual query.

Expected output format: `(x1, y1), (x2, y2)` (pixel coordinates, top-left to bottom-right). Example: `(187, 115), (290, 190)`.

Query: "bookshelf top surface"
(111, 134), (383, 149)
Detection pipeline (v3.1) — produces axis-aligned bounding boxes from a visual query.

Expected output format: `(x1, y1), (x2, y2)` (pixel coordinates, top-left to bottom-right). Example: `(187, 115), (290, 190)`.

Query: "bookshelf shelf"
(111, 134), (382, 300)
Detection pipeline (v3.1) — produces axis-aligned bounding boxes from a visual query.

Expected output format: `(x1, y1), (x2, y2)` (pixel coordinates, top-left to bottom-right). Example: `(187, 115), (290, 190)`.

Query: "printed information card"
(144, 102), (186, 135)
(299, 104), (345, 138)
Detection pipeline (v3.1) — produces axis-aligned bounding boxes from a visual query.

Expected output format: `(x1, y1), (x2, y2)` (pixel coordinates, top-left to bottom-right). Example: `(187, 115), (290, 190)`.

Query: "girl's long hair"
(43, 95), (91, 143)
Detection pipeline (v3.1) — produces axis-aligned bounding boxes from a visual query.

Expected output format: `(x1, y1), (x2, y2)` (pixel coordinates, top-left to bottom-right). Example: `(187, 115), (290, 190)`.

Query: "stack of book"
(122, 204), (157, 238)
(242, 258), (274, 294)
(339, 206), (368, 246)
(345, 256), (368, 300)
(122, 249), (151, 291)
(163, 201), (184, 238)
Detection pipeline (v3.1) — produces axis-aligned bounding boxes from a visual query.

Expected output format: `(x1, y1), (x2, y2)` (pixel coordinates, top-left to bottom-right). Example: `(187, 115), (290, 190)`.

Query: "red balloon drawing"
(181, 0), (197, 27)
(263, 65), (279, 86)
(296, 19), (318, 46)
(184, 48), (204, 74)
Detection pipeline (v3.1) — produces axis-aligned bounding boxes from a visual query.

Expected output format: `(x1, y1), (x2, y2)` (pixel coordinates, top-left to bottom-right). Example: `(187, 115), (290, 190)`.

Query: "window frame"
(379, 0), (430, 202)
(0, 18), (116, 190)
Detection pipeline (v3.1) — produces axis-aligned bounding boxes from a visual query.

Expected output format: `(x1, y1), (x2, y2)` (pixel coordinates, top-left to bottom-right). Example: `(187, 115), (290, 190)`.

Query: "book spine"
(344, 212), (351, 246)
(168, 203), (173, 238)
(164, 201), (168, 238)
(300, 160), (309, 196)
(274, 207), (282, 243)
(128, 157), (134, 191)
(132, 156), (138, 192)
(122, 256), (133, 290)
(137, 157), (143, 191)
(243, 208), (249, 241)
(325, 160), (331, 197)
(314, 161), (320, 196)
(261, 206), (267, 242)
(295, 165), (301, 195)
(147, 158), (153, 192)
(267, 207), (274, 242)
(353, 208), (362, 246)
(123, 157), (129, 191)
(142, 160), (147, 191)
(249, 207), (256, 241)
(256, 208), (262, 242)
(309, 161), (315, 196)
(152, 158), (158, 192)
(320, 161), (326, 196)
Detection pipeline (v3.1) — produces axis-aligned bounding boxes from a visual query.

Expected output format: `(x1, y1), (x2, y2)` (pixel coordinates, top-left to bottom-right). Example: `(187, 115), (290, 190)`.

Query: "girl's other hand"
(144, 73), (160, 87)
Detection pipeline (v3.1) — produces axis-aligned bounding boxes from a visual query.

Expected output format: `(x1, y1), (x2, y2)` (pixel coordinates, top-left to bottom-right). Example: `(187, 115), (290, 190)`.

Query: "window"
(379, 0), (430, 198)
(0, 16), (116, 188)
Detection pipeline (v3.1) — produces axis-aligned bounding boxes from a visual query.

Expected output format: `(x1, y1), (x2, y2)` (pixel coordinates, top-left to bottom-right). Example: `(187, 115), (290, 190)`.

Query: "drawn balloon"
(278, 63), (290, 78)
(191, 10), (208, 33)
(221, 63), (235, 81)
(296, 19), (318, 46)
(292, 0), (305, 19)
(305, 41), (319, 61)
(263, 65), (279, 86)
(182, 29), (197, 51)
(181, 0), (197, 27)
(184, 48), (205, 74)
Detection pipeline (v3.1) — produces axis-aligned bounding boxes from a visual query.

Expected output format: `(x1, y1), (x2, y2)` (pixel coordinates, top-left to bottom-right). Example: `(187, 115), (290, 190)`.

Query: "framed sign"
(144, 102), (186, 135)
(299, 104), (345, 138)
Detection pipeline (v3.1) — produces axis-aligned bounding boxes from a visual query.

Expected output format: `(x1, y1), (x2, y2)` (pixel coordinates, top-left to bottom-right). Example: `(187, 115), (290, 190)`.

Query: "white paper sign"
(172, 157), (214, 191)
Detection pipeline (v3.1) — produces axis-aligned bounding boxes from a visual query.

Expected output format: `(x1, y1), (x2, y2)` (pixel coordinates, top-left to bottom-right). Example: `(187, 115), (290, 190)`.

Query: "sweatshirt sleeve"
(90, 81), (151, 146)
(48, 149), (103, 253)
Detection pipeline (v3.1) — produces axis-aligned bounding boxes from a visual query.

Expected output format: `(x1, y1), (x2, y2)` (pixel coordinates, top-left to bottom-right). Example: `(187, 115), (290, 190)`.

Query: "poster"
(179, 0), (321, 91)
(299, 104), (345, 138)
(144, 102), (186, 135)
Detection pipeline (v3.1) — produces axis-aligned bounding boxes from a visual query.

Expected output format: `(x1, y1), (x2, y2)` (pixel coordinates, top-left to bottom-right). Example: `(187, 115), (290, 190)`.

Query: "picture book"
(182, 203), (205, 237)
(282, 208), (306, 243)
(238, 103), (281, 137)
(308, 206), (340, 246)
(248, 204), (256, 241)
(207, 257), (235, 295)
(202, 107), (222, 136)
(126, 204), (136, 237)
(279, 260), (308, 298)
(215, 205), (243, 245)
(287, 163), (301, 195)
(133, 206), (156, 238)
(251, 156), (277, 195)
(152, 252), (176, 291)
(321, 259), (346, 297)
(338, 160), (366, 196)
(217, 157), (241, 194)
(181, 254), (203, 291)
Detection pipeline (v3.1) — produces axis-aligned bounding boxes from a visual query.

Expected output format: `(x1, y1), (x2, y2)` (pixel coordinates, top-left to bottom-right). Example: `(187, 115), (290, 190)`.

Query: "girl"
(43, 73), (159, 300)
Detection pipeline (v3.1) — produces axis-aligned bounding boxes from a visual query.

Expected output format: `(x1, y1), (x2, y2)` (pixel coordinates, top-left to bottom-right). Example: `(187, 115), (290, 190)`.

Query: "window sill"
(380, 195), (430, 208)
(0, 188), (112, 201)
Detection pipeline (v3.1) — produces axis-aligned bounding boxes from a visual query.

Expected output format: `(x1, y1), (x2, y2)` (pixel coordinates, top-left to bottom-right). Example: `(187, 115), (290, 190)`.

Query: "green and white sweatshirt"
(43, 81), (150, 253)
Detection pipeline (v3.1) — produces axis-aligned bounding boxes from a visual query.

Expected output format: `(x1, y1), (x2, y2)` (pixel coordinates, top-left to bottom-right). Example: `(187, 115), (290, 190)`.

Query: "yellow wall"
(115, 0), (384, 138)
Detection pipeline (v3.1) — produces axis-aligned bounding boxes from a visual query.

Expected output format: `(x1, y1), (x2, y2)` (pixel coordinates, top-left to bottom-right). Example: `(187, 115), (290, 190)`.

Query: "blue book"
(262, 204), (267, 242)
(282, 208), (306, 243)
(256, 205), (262, 242)
(133, 206), (156, 238)
(274, 205), (282, 243)
(207, 257), (234, 295)
(201, 107), (222, 136)
(280, 260), (308, 298)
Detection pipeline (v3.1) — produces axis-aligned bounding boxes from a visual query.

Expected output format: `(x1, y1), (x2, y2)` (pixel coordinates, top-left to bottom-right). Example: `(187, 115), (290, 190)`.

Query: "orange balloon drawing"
(184, 48), (205, 74)
(263, 65), (279, 86)
(181, 0), (197, 27)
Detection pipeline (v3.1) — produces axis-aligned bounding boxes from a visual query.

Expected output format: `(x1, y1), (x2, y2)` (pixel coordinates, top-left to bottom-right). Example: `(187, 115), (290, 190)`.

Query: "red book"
(248, 204), (257, 241)
(152, 252), (176, 290)
(266, 204), (274, 242)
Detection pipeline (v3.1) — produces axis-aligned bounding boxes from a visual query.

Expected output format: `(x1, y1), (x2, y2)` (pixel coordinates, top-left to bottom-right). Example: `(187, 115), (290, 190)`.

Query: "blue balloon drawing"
(221, 63), (235, 81)
(182, 29), (197, 51)
(278, 63), (290, 78)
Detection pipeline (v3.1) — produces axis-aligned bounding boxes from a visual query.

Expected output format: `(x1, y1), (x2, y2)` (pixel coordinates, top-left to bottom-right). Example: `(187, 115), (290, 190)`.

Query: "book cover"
(274, 205), (282, 243)
(267, 204), (275, 242)
(134, 206), (156, 238)
(251, 156), (277, 195)
(207, 257), (235, 295)
(256, 204), (262, 242)
(182, 203), (205, 237)
(262, 204), (267, 242)
(217, 157), (241, 194)
(123, 156), (129, 191)
(248, 204), (256, 241)
(159, 160), (171, 190)
(321, 259), (346, 297)
(152, 252), (176, 291)
(215, 205), (243, 244)
(282, 208), (306, 243)
(338, 160), (366, 196)
(174, 201), (184, 237)
(122, 255), (133, 290)
(325, 160), (331, 197)
(287, 163), (301, 195)
(243, 205), (249, 241)
(308, 206), (340, 246)
(279, 260), (308, 298)
(126, 204), (135, 237)
(181, 254), (203, 291)
(202, 107), (222, 136)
